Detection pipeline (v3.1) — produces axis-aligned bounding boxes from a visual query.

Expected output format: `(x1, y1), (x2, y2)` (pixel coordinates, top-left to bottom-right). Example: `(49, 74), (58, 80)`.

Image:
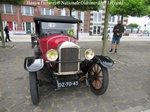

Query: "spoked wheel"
(29, 72), (39, 105)
(88, 64), (109, 95)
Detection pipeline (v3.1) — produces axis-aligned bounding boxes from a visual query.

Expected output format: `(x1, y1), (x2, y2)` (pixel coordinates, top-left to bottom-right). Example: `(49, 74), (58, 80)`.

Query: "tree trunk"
(101, 0), (111, 56)
(121, 15), (124, 24)
(69, 7), (72, 16)
(0, 10), (5, 48)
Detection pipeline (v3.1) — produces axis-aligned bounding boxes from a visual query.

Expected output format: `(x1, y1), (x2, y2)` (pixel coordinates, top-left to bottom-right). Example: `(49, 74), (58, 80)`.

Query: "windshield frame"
(36, 21), (79, 39)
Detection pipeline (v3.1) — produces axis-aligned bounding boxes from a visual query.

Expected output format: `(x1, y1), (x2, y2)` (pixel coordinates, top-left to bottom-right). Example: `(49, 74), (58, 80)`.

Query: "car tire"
(88, 64), (109, 95)
(29, 72), (39, 105)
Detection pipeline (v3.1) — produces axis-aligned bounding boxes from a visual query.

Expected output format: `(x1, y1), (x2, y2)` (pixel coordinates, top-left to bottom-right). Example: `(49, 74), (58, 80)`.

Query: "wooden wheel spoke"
(93, 80), (101, 89)
(97, 79), (102, 84)
(96, 64), (99, 71)
(94, 65), (97, 71)
(97, 69), (102, 75)
(91, 68), (95, 74)
(92, 81), (96, 87)
(92, 80), (99, 89)
(97, 75), (103, 78)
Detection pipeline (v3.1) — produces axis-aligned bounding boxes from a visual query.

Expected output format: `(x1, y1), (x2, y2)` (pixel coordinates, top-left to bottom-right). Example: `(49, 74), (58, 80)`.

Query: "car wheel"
(88, 64), (109, 95)
(29, 72), (39, 105)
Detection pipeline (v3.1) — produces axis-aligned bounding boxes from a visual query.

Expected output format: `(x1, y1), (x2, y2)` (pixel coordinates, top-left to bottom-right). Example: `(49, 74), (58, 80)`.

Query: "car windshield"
(41, 22), (77, 37)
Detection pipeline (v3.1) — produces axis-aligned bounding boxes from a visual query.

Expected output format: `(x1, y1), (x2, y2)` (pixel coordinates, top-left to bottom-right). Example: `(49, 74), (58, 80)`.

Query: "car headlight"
(85, 49), (95, 60)
(46, 49), (58, 61)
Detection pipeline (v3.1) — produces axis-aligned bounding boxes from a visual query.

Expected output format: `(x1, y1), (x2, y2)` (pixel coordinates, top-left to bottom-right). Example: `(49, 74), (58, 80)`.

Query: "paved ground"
(0, 39), (150, 112)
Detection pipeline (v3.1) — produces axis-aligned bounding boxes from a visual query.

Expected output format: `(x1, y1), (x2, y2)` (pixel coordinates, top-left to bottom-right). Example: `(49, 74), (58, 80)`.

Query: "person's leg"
(5, 34), (8, 42)
(115, 37), (121, 53)
(109, 36), (116, 52)
(115, 44), (118, 53)
(115, 44), (119, 49)
(8, 34), (11, 41)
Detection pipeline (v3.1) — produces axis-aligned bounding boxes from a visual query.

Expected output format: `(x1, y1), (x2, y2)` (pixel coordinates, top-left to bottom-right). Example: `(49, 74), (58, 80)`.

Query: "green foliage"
(48, 0), (102, 16)
(0, 0), (24, 5)
(144, 0), (150, 17)
(145, 0), (150, 4)
(110, 0), (149, 17)
(127, 23), (139, 28)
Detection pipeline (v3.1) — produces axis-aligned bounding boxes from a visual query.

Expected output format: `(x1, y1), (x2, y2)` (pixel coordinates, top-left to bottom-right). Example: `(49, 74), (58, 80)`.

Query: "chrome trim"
(58, 41), (80, 49)
(46, 49), (58, 61)
(54, 71), (81, 75)
(57, 41), (80, 75)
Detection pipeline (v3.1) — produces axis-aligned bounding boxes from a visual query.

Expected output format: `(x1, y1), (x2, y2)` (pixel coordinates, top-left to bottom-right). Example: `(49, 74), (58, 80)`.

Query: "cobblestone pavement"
(0, 41), (150, 112)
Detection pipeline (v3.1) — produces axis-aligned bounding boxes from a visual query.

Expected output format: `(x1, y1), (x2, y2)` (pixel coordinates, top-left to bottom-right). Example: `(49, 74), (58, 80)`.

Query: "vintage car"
(24, 15), (114, 105)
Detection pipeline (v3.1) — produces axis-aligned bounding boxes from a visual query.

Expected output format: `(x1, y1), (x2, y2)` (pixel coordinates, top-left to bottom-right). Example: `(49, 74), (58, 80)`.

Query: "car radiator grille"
(60, 48), (79, 72)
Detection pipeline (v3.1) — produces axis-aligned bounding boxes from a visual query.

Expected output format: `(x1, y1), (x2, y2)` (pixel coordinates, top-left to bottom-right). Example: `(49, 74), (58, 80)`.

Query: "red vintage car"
(24, 15), (114, 105)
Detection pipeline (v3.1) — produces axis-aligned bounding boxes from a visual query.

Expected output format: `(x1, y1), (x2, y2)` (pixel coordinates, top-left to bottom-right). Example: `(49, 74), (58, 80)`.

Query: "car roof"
(34, 15), (82, 23)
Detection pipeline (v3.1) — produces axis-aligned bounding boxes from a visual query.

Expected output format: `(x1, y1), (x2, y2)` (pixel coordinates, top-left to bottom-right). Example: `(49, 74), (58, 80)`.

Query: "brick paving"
(0, 41), (150, 112)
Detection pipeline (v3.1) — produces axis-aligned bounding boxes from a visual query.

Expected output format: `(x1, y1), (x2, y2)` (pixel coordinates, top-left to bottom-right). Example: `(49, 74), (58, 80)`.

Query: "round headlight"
(85, 49), (95, 60)
(46, 49), (58, 61)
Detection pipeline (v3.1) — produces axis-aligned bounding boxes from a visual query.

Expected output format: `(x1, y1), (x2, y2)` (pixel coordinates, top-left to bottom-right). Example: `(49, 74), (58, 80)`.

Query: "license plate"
(58, 81), (79, 88)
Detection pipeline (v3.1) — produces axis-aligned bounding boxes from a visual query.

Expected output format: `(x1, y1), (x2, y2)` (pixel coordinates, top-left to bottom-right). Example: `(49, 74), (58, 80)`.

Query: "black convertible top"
(34, 15), (82, 23)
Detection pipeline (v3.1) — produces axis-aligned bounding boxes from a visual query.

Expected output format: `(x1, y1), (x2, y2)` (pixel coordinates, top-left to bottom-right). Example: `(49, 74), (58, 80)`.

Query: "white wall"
(61, 8), (66, 16)
(128, 16), (150, 27)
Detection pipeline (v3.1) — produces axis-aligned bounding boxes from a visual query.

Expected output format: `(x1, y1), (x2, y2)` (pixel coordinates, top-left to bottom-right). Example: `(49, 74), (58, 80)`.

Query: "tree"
(144, 0), (150, 6)
(127, 23), (139, 28)
(0, 1), (24, 4)
(144, 0), (150, 17)
(48, 0), (101, 16)
(127, 23), (139, 33)
(0, 0), (24, 48)
(109, 0), (150, 23)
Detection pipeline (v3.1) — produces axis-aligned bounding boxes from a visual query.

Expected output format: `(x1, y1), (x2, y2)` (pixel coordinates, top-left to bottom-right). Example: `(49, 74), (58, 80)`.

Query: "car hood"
(38, 34), (78, 61)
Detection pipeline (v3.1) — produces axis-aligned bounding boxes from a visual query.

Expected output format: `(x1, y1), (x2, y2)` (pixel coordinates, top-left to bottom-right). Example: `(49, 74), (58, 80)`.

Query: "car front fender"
(24, 56), (44, 72)
(95, 55), (115, 69)
(80, 55), (114, 74)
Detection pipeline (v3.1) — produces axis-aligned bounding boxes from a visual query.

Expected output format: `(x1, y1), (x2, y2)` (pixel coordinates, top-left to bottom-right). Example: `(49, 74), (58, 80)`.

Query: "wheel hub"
(93, 72), (98, 80)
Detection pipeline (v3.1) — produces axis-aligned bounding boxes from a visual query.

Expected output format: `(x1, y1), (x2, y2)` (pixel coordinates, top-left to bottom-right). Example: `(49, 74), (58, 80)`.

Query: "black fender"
(24, 56), (44, 72)
(95, 55), (114, 69)
(80, 55), (114, 74)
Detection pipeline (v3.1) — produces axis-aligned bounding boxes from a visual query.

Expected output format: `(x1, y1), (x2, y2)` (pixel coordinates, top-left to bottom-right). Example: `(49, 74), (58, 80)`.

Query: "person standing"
(4, 23), (11, 42)
(109, 20), (124, 53)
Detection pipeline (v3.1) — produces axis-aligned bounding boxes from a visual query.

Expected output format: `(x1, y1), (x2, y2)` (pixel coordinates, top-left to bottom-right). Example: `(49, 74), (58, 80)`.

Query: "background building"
(0, 0), (128, 35)
(0, 0), (91, 34)
(89, 5), (128, 35)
